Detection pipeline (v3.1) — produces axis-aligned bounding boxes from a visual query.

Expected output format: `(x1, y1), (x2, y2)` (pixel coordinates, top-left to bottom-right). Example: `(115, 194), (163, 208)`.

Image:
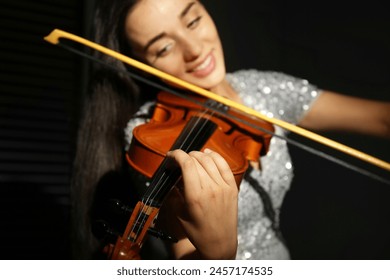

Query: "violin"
(101, 91), (274, 259)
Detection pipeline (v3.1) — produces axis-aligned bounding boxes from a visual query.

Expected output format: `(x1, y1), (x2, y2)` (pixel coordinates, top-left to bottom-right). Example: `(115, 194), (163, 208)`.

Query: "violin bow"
(44, 29), (390, 177)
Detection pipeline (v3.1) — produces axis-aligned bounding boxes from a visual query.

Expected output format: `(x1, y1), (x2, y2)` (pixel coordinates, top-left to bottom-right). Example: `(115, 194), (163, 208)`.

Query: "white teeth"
(194, 55), (211, 71)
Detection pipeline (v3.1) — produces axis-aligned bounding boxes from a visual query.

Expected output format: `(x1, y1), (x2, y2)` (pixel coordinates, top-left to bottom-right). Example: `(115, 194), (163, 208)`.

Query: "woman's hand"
(162, 148), (238, 259)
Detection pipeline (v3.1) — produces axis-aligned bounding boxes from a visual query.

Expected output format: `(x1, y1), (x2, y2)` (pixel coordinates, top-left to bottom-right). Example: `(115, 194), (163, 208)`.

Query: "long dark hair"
(70, 0), (143, 259)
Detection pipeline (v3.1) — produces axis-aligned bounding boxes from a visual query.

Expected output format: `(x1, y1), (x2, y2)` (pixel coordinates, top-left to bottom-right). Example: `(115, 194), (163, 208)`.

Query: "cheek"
(152, 57), (185, 77)
(200, 18), (220, 43)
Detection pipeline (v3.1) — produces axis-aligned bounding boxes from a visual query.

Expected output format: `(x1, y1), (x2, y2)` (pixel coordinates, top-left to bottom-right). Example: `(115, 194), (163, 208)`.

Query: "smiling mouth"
(193, 55), (212, 72)
(189, 52), (215, 78)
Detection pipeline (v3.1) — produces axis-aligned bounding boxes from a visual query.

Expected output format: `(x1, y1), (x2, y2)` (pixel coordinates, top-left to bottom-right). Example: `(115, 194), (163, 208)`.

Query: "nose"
(181, 35), (202, 62)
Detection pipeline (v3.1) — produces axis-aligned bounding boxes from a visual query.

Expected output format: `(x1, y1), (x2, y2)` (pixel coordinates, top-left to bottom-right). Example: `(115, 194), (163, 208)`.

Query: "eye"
(156, 43), (173, 58)
(187, 16), (202, 29)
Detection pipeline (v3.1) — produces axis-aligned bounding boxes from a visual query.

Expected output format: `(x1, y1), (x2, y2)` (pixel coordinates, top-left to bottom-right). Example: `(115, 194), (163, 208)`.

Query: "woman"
(71, 0), (390, 259)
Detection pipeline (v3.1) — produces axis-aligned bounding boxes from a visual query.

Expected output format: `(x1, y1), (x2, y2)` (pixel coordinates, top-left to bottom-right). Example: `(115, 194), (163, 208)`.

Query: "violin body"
(127, 91), (275, 184)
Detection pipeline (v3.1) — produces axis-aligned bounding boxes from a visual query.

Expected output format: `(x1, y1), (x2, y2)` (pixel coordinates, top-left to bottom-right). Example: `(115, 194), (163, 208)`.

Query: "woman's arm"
(299, 91), (390, 139)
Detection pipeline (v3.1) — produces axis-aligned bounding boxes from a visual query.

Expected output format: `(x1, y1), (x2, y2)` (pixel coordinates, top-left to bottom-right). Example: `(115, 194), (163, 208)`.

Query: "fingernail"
(204, 148), (213, 154)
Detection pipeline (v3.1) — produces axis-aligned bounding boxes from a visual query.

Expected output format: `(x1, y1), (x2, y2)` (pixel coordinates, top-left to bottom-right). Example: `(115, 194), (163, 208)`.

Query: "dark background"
(0, 0), (389, 259)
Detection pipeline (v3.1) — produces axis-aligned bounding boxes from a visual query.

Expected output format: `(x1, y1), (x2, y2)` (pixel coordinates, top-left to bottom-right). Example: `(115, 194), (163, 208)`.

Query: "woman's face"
(125, 0), (226, 90)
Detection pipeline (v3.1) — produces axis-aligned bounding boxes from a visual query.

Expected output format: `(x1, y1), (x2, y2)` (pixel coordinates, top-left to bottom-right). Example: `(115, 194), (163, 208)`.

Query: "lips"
(193, 55), (212, 71)
(189, 52), (216, 78)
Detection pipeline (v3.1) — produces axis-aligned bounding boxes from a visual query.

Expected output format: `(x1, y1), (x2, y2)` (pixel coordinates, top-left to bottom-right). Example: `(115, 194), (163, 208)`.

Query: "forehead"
(125, 0), (196, 46)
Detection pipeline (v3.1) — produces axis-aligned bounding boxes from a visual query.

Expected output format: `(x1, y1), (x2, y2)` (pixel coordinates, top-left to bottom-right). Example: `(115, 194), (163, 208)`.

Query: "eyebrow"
(143, 1), (197, 52)
(180, 1), (196, 18)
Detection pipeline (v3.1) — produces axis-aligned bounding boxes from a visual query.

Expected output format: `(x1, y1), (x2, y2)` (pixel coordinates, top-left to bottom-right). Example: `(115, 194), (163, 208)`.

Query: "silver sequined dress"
(124, 69), (321, 259)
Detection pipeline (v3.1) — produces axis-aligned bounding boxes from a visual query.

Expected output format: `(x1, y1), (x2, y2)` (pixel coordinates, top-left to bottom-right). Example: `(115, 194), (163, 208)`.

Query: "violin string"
(132, 107), (217, 240)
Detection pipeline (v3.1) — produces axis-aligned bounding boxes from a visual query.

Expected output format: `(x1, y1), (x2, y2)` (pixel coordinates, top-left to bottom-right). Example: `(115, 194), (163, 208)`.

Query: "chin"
(191, 70), (226, 90)
(205, 72), (226, 90)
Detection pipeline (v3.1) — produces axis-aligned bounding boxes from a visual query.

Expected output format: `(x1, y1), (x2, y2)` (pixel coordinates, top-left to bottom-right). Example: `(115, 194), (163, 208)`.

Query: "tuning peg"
(91, 219), (119, 242)
(106, 199), (133, 216)
(147, 228), (178, 243)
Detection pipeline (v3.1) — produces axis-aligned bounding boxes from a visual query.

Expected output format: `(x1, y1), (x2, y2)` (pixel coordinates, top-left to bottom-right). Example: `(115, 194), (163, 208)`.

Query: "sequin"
(263, 86), (271, 94)
(124, 69), (321, 260)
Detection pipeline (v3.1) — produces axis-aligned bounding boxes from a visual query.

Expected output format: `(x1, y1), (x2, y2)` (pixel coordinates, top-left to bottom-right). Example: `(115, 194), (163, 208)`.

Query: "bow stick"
(44, 29), (390, 174)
